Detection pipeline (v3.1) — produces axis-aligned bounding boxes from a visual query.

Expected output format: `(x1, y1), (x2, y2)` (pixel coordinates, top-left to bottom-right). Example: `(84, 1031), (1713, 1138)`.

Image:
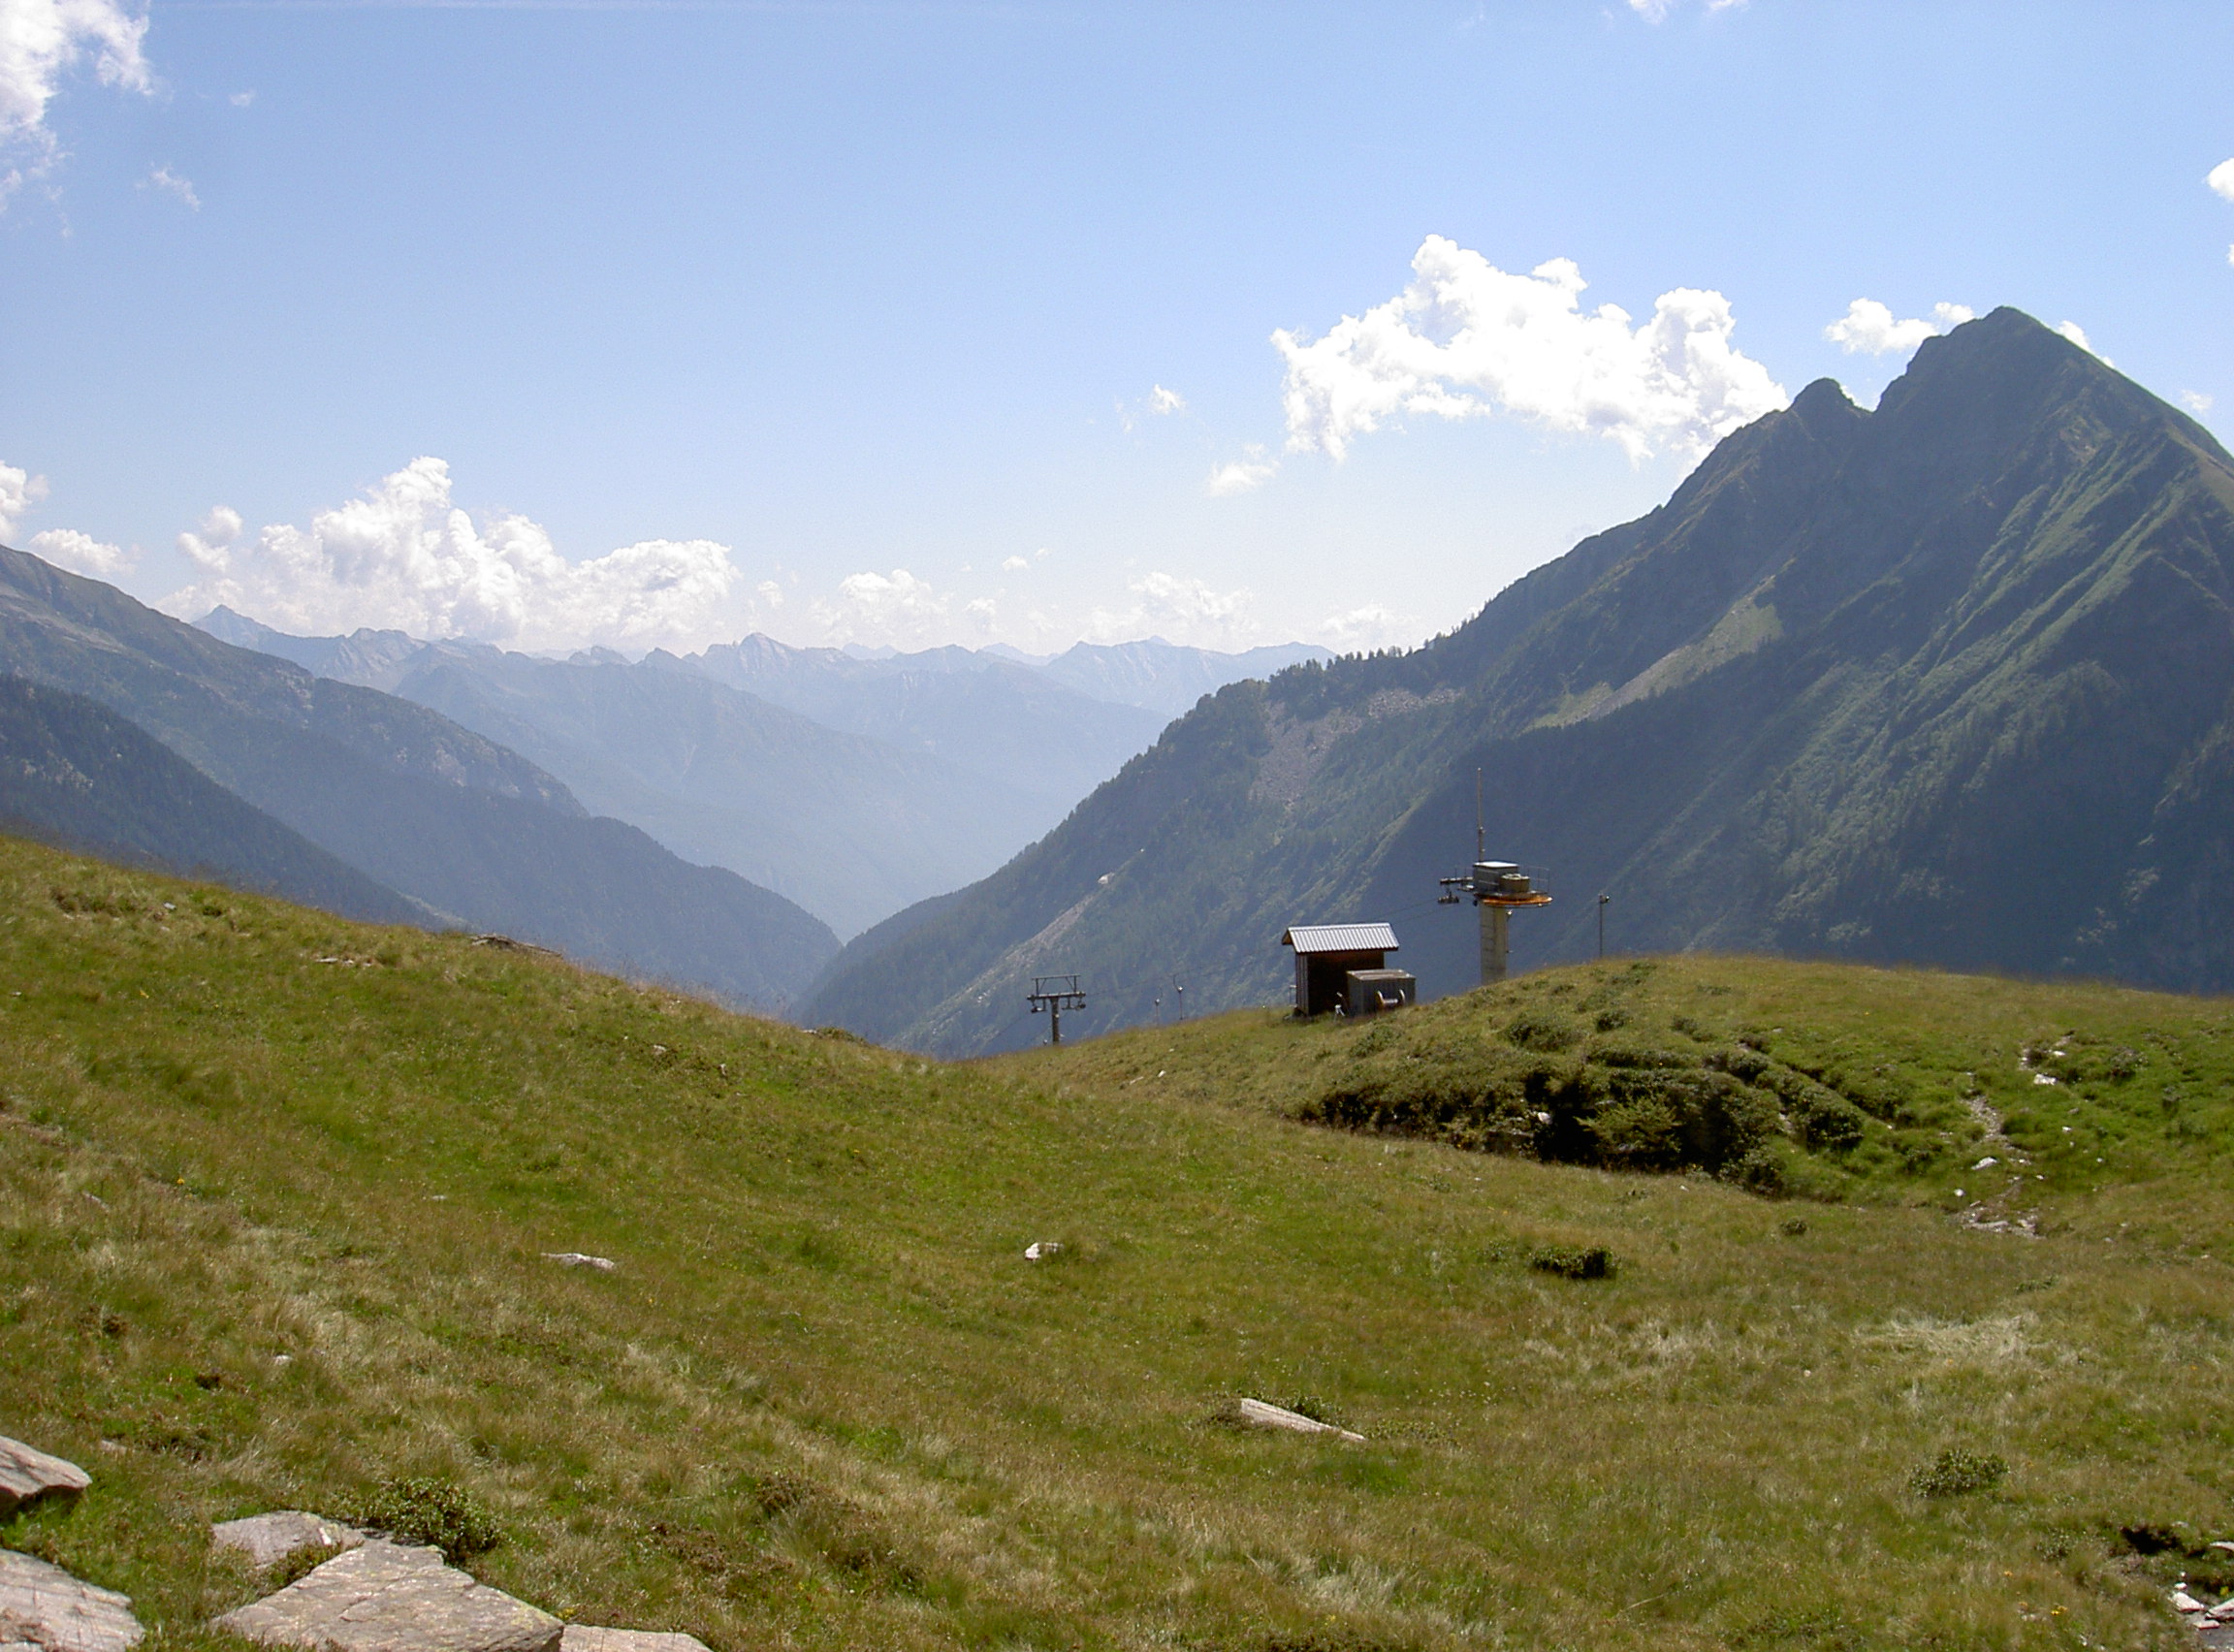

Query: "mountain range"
(803, 308), (2234, 1052)
(0, 549), (838, 1009)
(196, 615), (1327, 937)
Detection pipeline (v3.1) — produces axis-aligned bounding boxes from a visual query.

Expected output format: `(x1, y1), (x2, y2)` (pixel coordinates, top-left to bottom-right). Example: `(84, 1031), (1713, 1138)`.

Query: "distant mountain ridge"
(199, 614), (1329, 936)
(802, 308), (2234, 1053)
(0, 549), (838, 1008)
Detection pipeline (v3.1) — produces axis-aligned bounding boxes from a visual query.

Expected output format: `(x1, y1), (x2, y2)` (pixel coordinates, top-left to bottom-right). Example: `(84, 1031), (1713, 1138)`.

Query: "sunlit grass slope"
(2, 834), (2228, 1652)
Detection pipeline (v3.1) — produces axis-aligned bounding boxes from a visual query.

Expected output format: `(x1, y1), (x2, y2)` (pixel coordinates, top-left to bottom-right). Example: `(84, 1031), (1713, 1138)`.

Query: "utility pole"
(1598, 893), (1610, 960)
(1438, 767), (1552, 987)
(1027, 974), (1086, 1046)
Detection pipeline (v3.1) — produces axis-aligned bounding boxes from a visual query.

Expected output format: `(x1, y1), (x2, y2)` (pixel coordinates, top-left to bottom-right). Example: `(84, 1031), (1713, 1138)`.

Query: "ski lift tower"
(1438, 770), (1551, 986)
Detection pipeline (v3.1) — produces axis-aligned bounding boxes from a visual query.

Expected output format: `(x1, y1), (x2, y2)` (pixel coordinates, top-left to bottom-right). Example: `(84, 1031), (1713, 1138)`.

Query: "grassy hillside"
(2, 833), (2229, 1652)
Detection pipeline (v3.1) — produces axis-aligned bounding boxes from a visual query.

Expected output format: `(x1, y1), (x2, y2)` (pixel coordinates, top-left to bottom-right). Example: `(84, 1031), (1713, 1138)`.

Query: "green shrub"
(1527, 1245), (1614, 1280)
(1908, 1448), (2007, 1499)
(1588, 1099), (1685, 1169)
(350, 1476), (503, 1559)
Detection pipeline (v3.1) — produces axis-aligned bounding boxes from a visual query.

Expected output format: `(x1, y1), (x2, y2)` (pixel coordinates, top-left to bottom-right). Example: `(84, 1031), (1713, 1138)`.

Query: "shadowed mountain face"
(0, 551), (838, 1009)
(802, 309), (2234, 1054)
(0, 677), (425, 925)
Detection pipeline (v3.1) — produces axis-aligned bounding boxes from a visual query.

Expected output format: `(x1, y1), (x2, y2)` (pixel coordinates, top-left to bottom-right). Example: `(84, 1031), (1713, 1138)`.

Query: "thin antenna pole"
(1475, 768), (1484, 864)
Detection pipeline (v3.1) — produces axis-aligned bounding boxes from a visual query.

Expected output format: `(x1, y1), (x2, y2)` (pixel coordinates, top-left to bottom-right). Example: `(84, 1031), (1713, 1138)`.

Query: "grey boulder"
(0, 1547), (144, 1652)
(561, 1631), (711, 1652)
(210, 1512), (367, 1570)
(216, 1541), (558, 1652)
(0, 1437), (90, 1514)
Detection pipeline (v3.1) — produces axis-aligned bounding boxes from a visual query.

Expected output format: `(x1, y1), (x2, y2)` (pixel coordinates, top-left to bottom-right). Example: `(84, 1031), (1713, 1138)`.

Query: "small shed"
(1281, 923), (1414, 1018)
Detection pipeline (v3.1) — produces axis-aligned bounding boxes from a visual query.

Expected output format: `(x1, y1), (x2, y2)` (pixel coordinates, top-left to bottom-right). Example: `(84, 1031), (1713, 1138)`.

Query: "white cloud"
(1824, 299), (1973, 357)
(230, 89), (253, 108)
(2182, 390), (2215, 415)
(29, 526), (131, 577)
(160, 457), (750, 653)
(0, 0), (153, 205)
(1275, 236), (1787, 463)
(1147, 384), (1186, 415)
(1085, 571), (1257, 650)
(1628, 0), (1748, 20)
(0, 460), (51, 535)
(2210, 158), (2234, 204)
(176, 504), (241, 570)
(1205, 447), (1276, 495)
(1315, 604), (1418, 651)
(1001, 554), (1029, 572)
(141, 163), (198, 209)
(813, 567), (953, 649)
(2055, 320), (2112, 365)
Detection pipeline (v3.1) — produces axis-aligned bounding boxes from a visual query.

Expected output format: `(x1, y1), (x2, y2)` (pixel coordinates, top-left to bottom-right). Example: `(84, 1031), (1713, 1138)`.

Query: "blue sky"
(3, 0), (2232, 656)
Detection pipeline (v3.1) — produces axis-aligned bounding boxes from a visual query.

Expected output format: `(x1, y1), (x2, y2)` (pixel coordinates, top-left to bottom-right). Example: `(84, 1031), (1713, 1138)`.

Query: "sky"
(3, 0), (2232, 659)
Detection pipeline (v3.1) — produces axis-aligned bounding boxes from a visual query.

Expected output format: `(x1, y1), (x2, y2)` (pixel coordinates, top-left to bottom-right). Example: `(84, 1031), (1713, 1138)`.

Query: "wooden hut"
(1280, 923), (1415, 1017)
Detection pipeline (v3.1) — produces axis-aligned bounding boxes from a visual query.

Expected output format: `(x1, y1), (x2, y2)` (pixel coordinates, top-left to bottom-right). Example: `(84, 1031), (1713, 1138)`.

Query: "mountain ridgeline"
(804, 308), (2234, 1053)
(0, 550), (839, 1009)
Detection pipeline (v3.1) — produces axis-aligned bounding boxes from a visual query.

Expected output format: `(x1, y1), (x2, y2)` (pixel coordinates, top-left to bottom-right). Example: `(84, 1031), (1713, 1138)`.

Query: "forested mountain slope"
(804, 308), (2234, 1052)
(0, 550), (837, 1008)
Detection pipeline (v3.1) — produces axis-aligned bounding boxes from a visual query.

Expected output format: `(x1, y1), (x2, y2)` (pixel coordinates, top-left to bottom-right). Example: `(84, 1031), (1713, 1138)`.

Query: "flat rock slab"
(211, 1512), (367, 1569)
(0, 1547), (144, 1652)
(0, 1438), (91, 1514)
(216, 1541), (559, 1652)
(562, 1629), (711, 1652)
(1232, 1398), (1365, 1443)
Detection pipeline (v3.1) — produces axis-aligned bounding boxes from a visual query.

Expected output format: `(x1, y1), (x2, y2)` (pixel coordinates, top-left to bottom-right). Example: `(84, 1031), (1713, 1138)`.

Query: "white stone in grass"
(216, 1541), (559, 1652)
(0, 1436), (91, 1513)
(211, 1511), (366, 1569)
(0, 1548), (144, 1652)
(542, 1254), (616, 1272)
(1230, 1398), (1365, 1443)
(1023, 1242), (1062, 1260)
(2175, 1589), (2207, 1613)
(2209, 1598), (2234, 1622)
(562, 1629), (712, 1652)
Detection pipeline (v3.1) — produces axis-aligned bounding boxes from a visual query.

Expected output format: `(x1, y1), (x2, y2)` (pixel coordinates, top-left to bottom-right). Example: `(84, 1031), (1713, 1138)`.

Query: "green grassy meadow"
(1, 834), (2229, 1652)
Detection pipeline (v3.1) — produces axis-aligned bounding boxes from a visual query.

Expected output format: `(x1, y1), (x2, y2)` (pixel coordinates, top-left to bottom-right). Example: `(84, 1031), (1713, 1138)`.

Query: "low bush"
(350, 1476), (503, 1559)
(1908, 1448), (2007, 1499)
(1527, 1245), (1615, 1280)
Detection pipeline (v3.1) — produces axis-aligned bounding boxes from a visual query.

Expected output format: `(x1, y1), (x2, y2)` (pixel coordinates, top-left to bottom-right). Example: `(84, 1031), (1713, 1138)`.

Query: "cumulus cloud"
(813, 567), (956, 650)
(1275, 236), (1787, 463)
(1, 0), (154, 204)
(2055, 320), (2111, 365)
(161, 457), (750, 653)
(1315, 604), (1417, 651)
(1001, 554), (1030, 572)
(0, 460), (51, 535)
(141, 163), (198, 209)
(2183, 391), (2215, 415)
(29, 526), (131, 577)
(2211, 159), (2234, 265)
(1628, 0), (1747, 22)
(1824, 299), (1974, 356)
(1086, 571), (1257, 650)
(1205, 447), (1276, 495)
(1148, 384), (1186, 415)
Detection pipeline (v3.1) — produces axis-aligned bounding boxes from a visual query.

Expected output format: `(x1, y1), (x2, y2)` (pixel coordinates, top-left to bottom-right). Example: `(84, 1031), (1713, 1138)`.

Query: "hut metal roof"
(1281, 923), (1399, 955)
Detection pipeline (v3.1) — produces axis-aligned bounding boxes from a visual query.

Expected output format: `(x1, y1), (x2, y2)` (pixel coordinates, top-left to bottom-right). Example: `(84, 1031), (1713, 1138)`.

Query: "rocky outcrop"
(210, 1512), (367, 1570)
(216, 1541), (559, 1652)
(0, 1438), (90, 1515)
(561, 1629), (711, 1652)
(0, 1548), (144, 1652)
